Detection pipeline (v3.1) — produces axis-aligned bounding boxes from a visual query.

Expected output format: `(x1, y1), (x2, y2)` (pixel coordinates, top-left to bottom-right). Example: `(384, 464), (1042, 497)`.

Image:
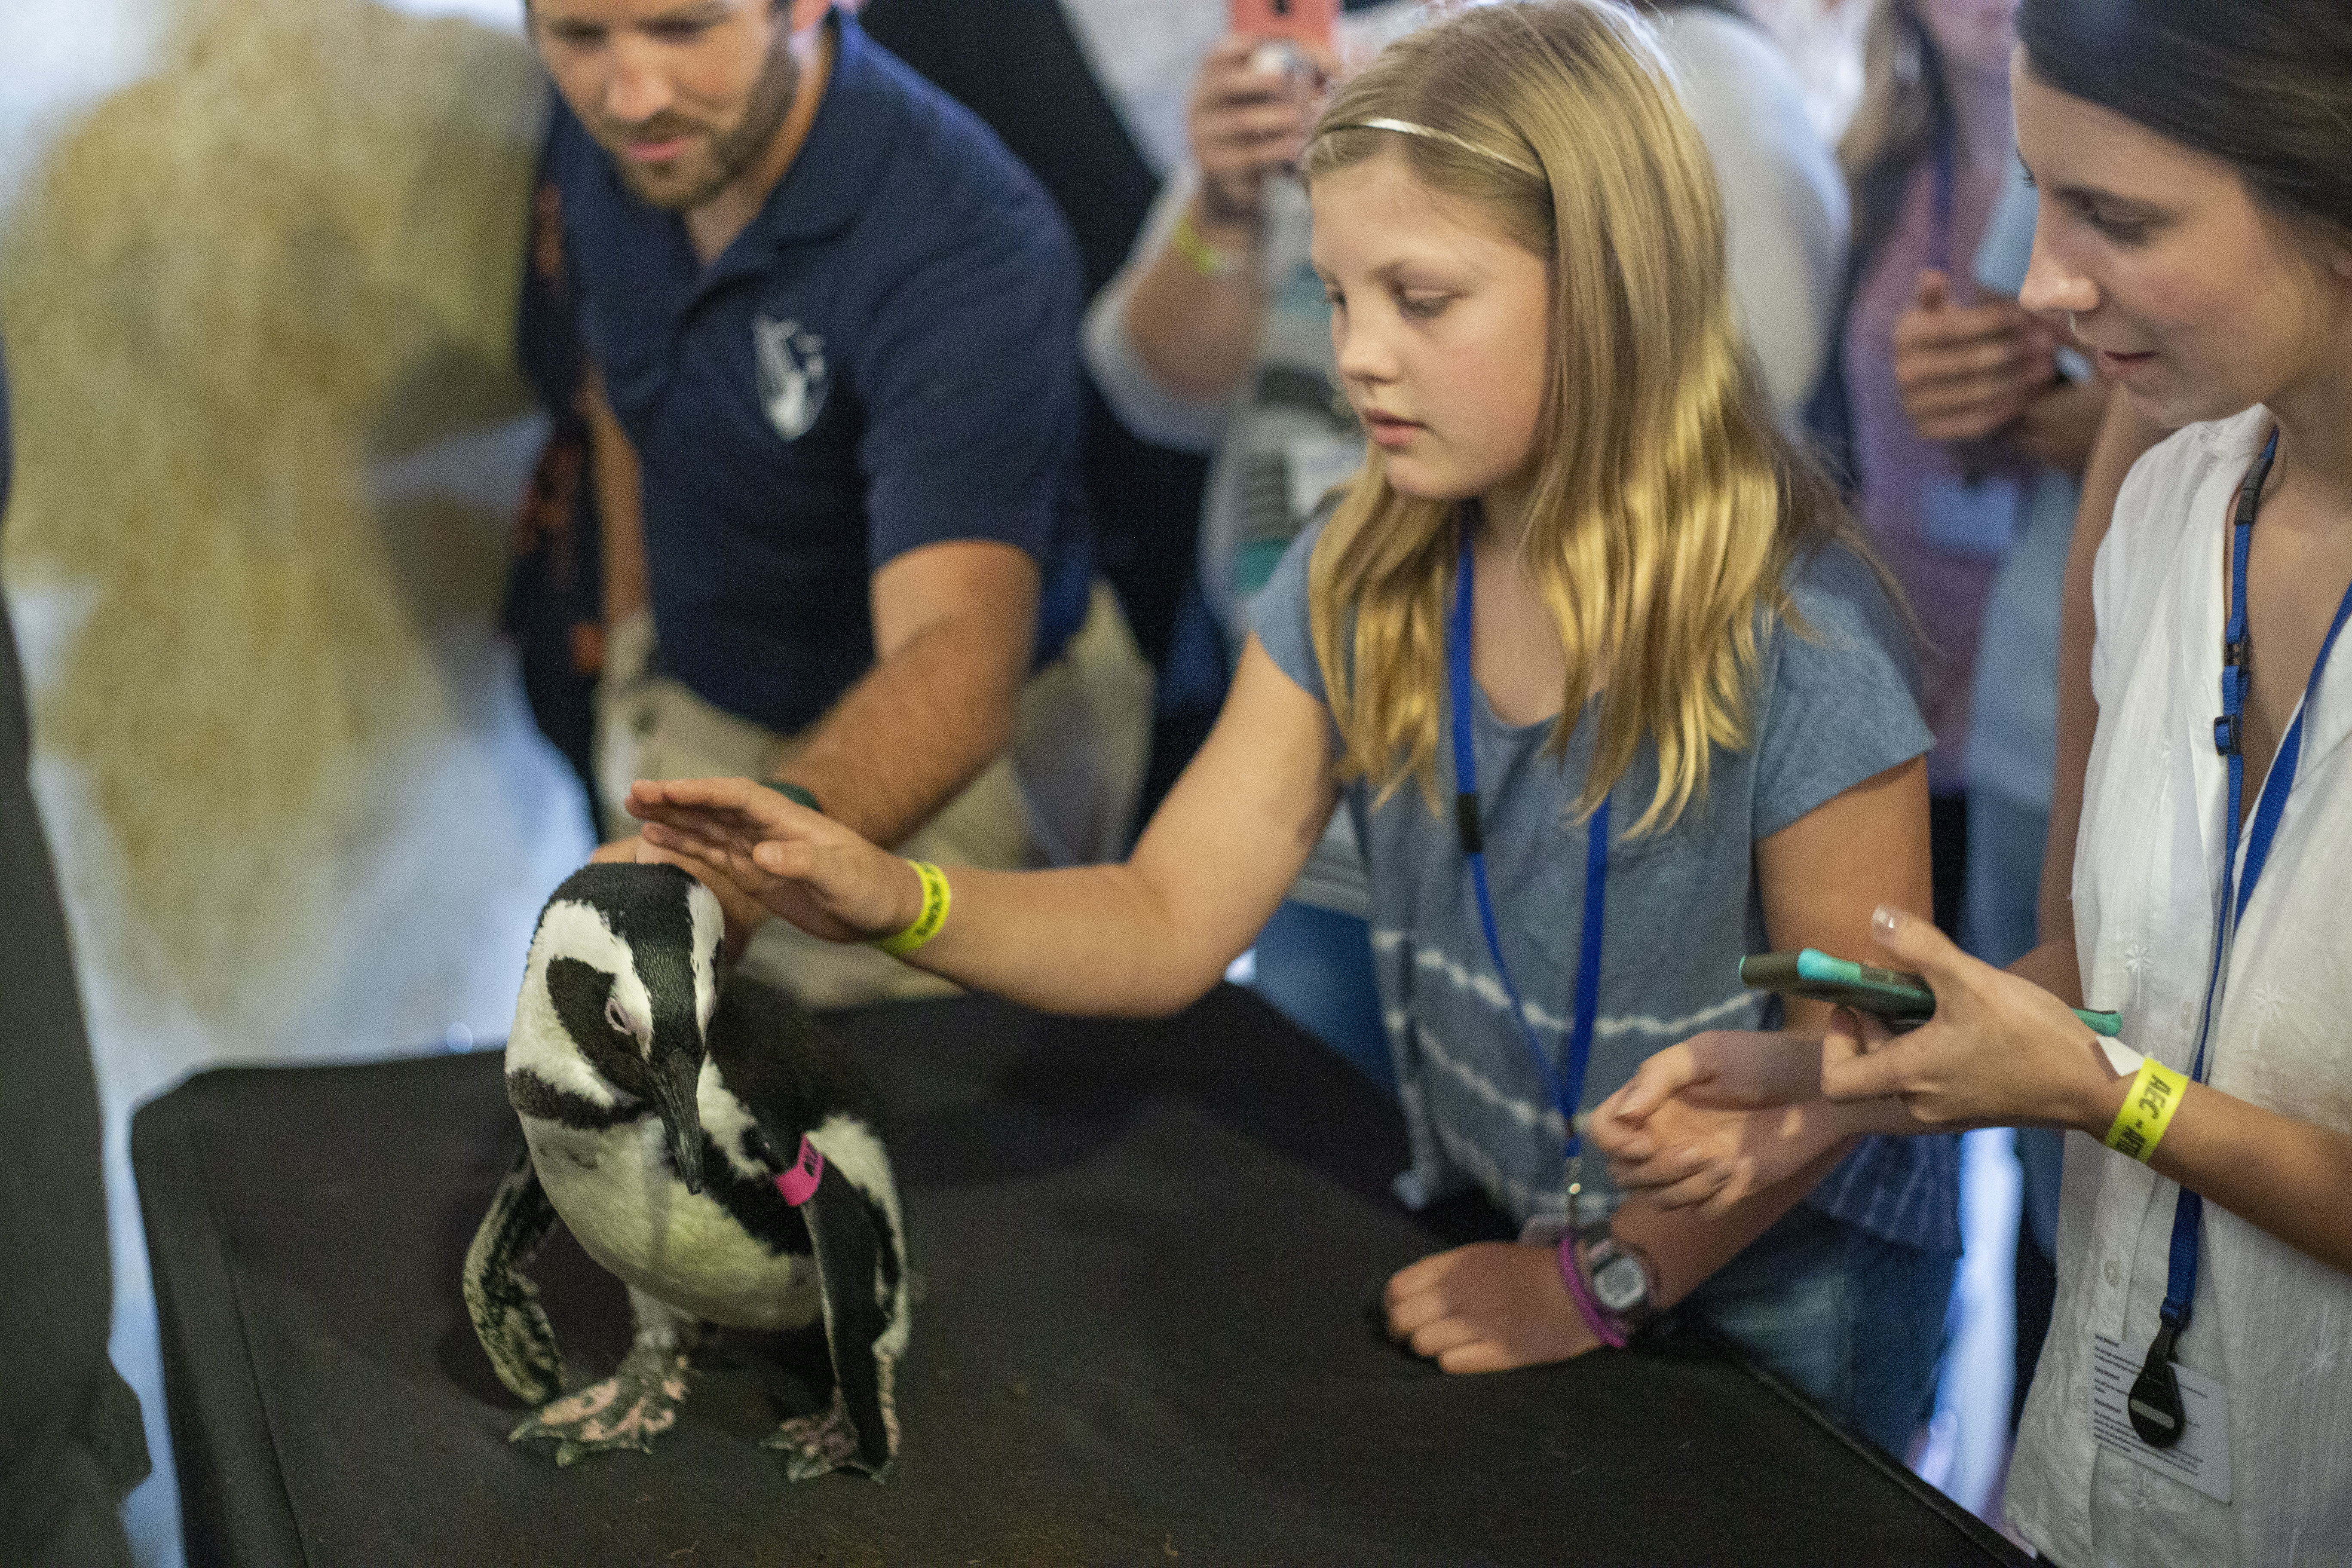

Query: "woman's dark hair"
(2019, 0), (2352, 240)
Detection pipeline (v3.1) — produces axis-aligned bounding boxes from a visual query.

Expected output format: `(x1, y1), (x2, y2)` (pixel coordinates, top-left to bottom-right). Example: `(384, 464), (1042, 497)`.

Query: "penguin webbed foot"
(763, 1384), (891, 1482)
(508, 1341), (691, 1464)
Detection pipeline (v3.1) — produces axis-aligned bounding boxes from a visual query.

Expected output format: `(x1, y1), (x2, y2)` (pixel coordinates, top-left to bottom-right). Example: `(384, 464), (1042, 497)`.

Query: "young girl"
(631, 0), (1950, 1452)
(1598, 0), (2352, 1556)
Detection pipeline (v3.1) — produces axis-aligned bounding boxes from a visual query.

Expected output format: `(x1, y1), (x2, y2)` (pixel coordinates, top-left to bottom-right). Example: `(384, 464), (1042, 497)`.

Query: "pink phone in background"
(1229, 0), (1337, 51)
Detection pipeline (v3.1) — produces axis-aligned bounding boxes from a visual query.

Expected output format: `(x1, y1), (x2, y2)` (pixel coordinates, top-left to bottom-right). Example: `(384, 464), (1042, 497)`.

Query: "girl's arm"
(1599, 396), (2180, 1206)
(1600, 753), (1935, 1299)
(1582, 752), (1937, 1219)
(1824, 907), (2352, 1277)
(1386, 756), (1934, 1370)
(631, 635), (1338, 1019)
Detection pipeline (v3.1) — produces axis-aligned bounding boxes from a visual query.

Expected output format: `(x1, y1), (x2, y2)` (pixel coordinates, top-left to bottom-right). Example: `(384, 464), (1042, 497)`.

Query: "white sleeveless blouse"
(2006, 407), (2352, 1566)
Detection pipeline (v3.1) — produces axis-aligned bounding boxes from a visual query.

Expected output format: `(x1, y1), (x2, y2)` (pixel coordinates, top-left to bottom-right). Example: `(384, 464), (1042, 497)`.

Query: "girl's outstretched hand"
(1382, 1242), (1598, 1372)
(1820, 905), (2123, 1133)
(626, 777), (926, 946)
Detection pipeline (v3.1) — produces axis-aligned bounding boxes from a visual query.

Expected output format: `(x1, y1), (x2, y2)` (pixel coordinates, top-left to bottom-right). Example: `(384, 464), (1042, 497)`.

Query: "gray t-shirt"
(1253, 520), (1959, 1251)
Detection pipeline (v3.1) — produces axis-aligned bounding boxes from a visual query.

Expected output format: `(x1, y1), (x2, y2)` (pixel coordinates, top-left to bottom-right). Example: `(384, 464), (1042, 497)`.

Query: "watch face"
(1593, 1253), (1648, 1315)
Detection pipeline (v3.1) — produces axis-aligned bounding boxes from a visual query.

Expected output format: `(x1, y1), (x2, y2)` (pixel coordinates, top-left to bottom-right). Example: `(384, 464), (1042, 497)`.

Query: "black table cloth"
(133, 986), (2024, 1566)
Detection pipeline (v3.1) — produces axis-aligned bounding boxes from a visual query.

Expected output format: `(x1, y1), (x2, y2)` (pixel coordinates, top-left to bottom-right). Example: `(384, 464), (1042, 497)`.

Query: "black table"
(134, 986), (2024, 1566)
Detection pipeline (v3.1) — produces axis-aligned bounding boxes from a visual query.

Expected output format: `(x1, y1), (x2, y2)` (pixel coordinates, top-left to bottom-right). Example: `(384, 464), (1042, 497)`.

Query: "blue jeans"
(1681, 1204), (1959, 1457)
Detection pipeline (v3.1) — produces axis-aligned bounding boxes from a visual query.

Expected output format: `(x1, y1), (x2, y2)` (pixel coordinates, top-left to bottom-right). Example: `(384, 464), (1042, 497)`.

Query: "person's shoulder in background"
(1647, 3), (1849, 416)
(845, 15), (1083, 288)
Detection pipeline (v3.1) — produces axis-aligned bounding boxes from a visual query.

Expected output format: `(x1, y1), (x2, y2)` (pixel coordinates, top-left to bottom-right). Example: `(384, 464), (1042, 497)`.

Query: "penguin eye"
(603, 995), (634, 1038)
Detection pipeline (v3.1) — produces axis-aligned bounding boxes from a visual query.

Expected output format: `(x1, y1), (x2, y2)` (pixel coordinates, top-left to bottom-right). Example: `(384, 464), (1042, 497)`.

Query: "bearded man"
(527, 0), (1150, 1004)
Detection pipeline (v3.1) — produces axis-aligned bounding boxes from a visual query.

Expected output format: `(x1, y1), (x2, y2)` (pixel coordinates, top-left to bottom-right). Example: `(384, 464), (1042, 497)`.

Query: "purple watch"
(1559, 1228), (1657, 1347)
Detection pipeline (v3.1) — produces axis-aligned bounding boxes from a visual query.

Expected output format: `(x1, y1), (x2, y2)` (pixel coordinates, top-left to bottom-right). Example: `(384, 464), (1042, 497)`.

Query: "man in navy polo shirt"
(530, 0), (1150, 1005)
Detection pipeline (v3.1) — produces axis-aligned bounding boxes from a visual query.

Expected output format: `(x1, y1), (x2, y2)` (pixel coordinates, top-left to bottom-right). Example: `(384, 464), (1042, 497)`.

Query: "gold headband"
(1316, 116), (1540, 179)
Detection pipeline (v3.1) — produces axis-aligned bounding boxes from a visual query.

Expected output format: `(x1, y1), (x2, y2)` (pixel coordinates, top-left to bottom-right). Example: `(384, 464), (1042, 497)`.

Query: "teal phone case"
(1738, 948), (2124, 1036)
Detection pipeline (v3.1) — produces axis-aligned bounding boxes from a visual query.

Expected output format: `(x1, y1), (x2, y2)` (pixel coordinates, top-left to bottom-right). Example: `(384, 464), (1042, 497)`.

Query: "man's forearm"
(775, 612), (1021, 850)
(583, 366), (650, 625)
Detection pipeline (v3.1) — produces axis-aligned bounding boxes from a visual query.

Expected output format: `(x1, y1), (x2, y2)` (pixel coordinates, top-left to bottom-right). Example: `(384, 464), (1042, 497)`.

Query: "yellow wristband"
(874, 860), (950, 957)
(2103, 1056), (2189, 1163)
(1170, 206), (1244, 277)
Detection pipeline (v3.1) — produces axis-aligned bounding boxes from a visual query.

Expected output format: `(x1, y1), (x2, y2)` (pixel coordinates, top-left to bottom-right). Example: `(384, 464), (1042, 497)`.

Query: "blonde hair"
(1301, 0), (1874, 836)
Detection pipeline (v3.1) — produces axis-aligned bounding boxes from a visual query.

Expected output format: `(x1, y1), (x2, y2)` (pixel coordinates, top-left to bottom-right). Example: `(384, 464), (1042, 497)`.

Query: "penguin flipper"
(462, 1142), (565, 1405)
(765, 1163), (898, 1481)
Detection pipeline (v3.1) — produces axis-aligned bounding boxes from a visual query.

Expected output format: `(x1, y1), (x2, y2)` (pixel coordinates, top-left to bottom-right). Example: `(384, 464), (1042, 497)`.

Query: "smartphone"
(1230, 0), (1337, 50)
(1739, 949), (2125, 1037)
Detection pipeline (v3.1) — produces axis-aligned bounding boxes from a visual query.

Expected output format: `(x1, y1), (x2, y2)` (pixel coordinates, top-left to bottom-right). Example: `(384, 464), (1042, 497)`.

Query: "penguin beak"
(651, 1050), (705, 1195)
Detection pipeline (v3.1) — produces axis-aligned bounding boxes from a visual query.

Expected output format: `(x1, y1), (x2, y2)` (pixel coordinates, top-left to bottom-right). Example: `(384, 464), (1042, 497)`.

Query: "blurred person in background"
(1813, 0), (2026, 937)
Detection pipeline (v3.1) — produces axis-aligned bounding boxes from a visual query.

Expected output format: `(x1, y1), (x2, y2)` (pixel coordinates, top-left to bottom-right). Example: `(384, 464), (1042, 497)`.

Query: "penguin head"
(514, 861), (726, 1193)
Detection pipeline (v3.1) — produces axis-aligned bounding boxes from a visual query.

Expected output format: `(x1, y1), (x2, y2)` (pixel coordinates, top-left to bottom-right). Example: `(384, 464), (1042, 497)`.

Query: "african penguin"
(462, 861), (910, 1479)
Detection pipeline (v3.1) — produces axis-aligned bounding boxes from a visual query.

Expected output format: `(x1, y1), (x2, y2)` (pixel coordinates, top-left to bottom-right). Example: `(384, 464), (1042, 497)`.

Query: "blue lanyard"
(1447, 528), (1608, 1166)
(2132, 431), (2352, 1447)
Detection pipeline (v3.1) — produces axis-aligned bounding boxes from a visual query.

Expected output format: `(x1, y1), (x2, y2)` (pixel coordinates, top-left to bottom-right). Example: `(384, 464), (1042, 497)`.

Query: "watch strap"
(1556, 1234), (1629, 1349)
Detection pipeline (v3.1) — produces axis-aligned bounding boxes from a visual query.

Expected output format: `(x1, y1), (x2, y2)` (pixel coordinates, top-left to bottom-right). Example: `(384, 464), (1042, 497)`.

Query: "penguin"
(462, 861), (910, 1479)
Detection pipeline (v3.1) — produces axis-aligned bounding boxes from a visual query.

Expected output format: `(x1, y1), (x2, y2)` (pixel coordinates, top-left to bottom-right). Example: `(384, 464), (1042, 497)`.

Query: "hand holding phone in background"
(1229, 0), (1338, 50)
(1191, 3), (1341, 227)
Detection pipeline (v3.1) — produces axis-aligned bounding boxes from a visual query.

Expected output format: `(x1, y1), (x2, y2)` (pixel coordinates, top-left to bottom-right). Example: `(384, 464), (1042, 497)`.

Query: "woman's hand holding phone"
(1819, 906), (2131, 1135)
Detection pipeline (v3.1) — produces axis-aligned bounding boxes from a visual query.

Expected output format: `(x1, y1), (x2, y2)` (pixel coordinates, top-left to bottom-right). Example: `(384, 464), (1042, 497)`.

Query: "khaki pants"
(596, 583), (1151, 1009)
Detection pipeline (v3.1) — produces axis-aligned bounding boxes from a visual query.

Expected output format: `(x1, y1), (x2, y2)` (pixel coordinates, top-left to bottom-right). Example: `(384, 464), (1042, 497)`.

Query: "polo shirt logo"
(754, 316), (828, 441)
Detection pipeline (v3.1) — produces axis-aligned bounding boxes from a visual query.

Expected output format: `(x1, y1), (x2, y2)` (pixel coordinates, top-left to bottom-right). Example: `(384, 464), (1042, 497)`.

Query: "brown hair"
(2020, 0), (2352, 244)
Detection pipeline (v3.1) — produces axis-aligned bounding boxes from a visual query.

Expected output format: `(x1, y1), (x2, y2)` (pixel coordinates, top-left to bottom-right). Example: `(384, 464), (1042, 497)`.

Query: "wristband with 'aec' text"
(874, 860), (950, 957)
(2104, 1054), (2188, 1163)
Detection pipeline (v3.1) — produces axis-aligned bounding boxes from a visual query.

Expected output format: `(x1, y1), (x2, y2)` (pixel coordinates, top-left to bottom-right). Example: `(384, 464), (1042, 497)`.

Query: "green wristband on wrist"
(1170, 205), (1246, 277)
(768, 780), (821, 815)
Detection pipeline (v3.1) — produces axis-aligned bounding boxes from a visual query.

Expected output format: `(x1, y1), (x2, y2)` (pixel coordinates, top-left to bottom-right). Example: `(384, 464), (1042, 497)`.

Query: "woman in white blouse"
(1592, 0), (2352, 1561)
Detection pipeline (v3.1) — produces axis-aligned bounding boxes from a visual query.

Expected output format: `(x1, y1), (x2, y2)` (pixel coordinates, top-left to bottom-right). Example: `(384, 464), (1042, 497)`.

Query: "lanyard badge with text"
(2126, 431), (2352, 1457)
(1448, 529), (1608, 1211)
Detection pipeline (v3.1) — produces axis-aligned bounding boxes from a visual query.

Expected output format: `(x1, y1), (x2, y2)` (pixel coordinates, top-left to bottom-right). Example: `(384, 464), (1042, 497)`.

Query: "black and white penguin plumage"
(462, 861), (910, 1479)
